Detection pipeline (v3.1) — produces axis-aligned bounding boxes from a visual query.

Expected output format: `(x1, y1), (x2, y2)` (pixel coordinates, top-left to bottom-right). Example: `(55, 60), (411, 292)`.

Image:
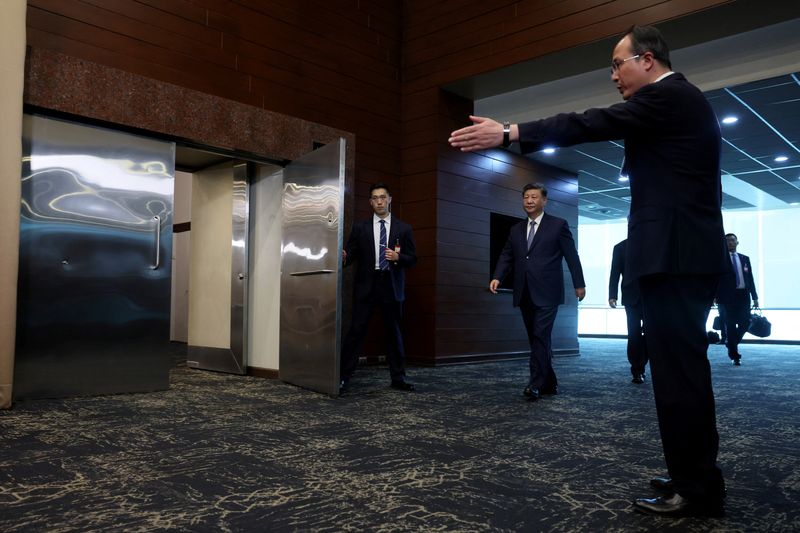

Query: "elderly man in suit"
(449, 25), (728, 518)
(340, 182), (417, 393)
(716, 233), (759, 365)
(609, 238), (648, 384)
(490, 183), (586, 401)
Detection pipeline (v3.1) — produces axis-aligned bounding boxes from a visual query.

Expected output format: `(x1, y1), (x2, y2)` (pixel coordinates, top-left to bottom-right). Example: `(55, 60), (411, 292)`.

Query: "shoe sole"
(633, 502), (724, 518)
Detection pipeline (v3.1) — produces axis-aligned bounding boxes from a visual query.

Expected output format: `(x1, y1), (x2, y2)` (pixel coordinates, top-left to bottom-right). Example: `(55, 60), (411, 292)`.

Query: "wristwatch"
(502, 121), (511, 148)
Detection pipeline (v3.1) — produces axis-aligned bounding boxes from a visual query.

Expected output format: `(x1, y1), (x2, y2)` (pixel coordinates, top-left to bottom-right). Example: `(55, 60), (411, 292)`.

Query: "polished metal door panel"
(280, 140), (345, 395)
(15, 114), (174, 399)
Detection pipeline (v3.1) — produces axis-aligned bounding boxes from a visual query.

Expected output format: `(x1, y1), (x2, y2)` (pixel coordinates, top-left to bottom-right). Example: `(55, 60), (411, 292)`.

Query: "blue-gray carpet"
(1, 339), (798, 532)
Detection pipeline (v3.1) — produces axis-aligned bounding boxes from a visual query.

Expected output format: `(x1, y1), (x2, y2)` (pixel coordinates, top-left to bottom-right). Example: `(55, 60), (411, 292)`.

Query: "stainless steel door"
(280, 140), (345, 395)
(15, 114), (174, 399)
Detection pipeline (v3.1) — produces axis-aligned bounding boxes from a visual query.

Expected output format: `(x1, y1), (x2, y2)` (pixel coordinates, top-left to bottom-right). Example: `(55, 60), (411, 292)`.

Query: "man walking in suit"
(340, 183), (417, 393)
(489, 183), (586, 401)
(716, 233), (759, 366)
(608, 239), (648, 384)
(450, 25), (728, 517)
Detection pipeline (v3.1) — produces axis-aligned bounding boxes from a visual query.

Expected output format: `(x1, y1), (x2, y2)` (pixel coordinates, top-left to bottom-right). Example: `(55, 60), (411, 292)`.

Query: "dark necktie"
(379, 220), (389, 270)
(527, 220), (536, 249)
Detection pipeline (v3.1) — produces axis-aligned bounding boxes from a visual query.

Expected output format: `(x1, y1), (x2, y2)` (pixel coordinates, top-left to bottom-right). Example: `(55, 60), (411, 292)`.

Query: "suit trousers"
(719, 291), (750, 359)
(624, 303), (647, 375)
(717, 304), (728, 342)
(518, 290), (558, 390)
(639, 273), (725, 504)
(341, 270), (406, 381)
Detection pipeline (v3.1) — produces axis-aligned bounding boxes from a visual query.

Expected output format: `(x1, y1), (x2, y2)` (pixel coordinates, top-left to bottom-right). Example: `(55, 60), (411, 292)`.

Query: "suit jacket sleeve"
(609, 244), (623, 300)
(394, 221), (417, 269)
(343, 221), (362, 268)
(744, 255), (758, 301)
(559, 221), (585, 289)
(516, 81), (674, 153)
(493, 231), (515, 282)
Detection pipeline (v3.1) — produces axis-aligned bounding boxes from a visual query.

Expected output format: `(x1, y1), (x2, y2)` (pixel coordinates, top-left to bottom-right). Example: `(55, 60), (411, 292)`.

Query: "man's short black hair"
(522, 183), (548, 197)
(625, 25), (672, 70)
(369, 182), (391, 196)
(725, 233), (738, 240)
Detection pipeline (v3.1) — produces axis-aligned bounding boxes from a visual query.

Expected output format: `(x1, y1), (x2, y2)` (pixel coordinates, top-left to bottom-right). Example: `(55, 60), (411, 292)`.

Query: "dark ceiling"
(525, 71), (800, 220)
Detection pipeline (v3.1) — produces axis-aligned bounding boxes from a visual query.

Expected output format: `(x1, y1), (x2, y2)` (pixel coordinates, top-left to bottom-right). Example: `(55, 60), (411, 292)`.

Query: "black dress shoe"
(390, 380), (415, 391)
(732, 358), (741, 366)
(523, 386), (540, 401)
(631, 373), (645, 384)
(650, 476), (674, 493)
(339, 379), (349, 394)
(633, 494), (724, 517)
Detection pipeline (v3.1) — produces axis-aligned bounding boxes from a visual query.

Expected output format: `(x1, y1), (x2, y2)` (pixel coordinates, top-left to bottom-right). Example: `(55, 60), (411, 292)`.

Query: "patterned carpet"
(1, 339), (798, 532)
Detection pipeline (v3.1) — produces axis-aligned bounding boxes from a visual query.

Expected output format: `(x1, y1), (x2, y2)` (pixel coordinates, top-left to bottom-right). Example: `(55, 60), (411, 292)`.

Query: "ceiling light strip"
(722, 138), (800, 191)
(724, 87), (800, 155)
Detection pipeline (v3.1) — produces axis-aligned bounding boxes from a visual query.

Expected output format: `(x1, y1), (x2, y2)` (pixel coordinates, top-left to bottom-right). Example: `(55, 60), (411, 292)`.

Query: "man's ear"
(642, 51), (656, 71)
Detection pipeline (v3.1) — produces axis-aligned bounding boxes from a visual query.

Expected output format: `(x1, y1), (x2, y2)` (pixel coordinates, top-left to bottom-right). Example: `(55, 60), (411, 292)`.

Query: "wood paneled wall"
(432, 142), (581, 363)
(399, 0), (730, 363)
(401, 0), (730, 88)
(401, 89), (581, 365)
(24, 0), (727, 364)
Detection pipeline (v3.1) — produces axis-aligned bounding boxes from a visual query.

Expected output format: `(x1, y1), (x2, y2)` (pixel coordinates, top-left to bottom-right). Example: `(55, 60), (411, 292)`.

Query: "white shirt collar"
(654, 71), (675, 83)
(373, 213), (391, 224)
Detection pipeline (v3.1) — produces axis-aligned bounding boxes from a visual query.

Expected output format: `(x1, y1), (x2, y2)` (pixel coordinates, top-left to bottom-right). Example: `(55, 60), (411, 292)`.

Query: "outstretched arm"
(449, 116), (518, 152)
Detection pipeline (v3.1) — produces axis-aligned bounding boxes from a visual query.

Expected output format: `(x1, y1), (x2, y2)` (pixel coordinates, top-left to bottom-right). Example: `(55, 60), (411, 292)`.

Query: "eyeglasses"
(611, 54), (640, 73)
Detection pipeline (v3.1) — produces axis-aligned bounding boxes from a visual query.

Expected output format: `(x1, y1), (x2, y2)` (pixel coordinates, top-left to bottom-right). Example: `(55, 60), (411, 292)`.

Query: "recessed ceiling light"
(775, 155), (789, 163)
(618, 175), (629, 182)
(541, 147), (556, 154)
(791, 202), (799, 206)
(721, 116), (738, 125)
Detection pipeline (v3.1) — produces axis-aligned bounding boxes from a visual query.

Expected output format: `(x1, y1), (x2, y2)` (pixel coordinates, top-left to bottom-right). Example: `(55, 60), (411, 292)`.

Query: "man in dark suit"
(449, 25), (728, 517)
(340, 182), (417, 393)
(716, 233), (759, 365)
(608, 239), (648, 384)
(490, 183), (586, 401)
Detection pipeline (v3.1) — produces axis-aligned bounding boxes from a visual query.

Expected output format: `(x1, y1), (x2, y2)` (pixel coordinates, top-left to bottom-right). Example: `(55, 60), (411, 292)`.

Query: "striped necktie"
(379, 220), (389, 270)
(527, 220), (536, 249)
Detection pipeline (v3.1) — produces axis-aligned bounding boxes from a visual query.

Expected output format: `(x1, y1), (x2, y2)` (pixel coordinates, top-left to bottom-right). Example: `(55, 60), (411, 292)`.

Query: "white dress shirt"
(731, 252), (745, 289)
(527, 212), (544, 244)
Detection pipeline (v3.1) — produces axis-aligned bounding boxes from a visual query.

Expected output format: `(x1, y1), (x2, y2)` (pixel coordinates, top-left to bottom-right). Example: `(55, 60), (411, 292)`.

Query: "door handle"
(289, 269), (334, 276)
(151, 215), (160, 270)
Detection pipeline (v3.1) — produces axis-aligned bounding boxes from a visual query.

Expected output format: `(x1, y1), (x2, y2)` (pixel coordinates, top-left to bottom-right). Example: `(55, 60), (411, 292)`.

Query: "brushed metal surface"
(228, 163), (249, 374)
(14, 114), (174, 399)
(279, 140), (345, 396)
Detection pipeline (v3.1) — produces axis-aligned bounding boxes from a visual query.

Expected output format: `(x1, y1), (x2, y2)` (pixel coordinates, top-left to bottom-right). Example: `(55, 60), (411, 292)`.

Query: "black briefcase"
(747, 308), (771, 338)
(712, 315), (723, 331)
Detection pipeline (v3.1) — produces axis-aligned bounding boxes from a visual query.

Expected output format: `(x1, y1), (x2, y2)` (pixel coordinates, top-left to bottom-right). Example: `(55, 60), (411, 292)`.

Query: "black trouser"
(340, 270), (406, 382)
(717, 304), (728, 342)
(519, 290), (558, 391)
(639, 273), (725, 504)
(624, 303), (647, 375)
(719, 291), (751, 359)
